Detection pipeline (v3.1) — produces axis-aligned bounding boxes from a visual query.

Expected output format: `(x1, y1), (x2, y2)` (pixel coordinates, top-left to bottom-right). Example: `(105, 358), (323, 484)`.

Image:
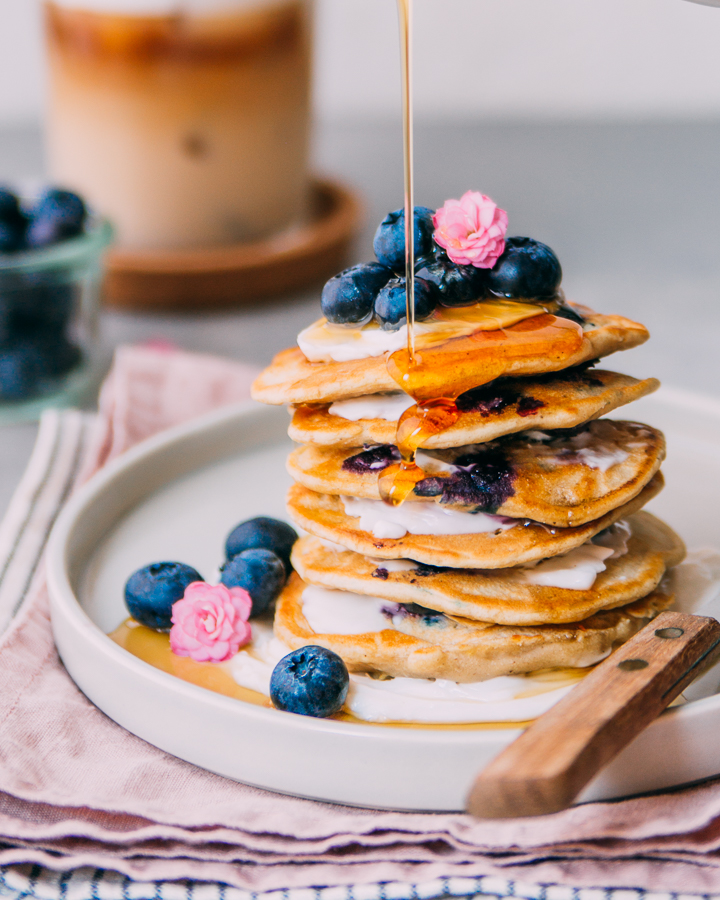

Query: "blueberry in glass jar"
(35, 334), (82, 378)
(487, 237), (562, 299)
(0, 343), (45, 401)
(374, 276), (438, 331)
(0, 188), (27, 253)
(373, 206), (435, 271)
(415, 252), (487, 307)
(8, 276), (76, 336)
(220, 548), (286, 617)
(321, 262), (394, 325)
(25, 189), (87, 250)
(124, 561), (204, 631)
(270, 646), (349, 717)
(225, 516), (298, 577)
(0, 296), (11, 345)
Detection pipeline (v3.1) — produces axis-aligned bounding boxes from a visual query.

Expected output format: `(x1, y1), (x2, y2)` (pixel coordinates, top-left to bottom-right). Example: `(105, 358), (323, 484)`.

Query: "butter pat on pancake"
(291, 511), (686, 625)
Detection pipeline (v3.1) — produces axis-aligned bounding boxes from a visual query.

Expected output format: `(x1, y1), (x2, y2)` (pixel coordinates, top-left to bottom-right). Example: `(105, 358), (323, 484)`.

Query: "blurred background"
(5, 0), (720, 123)
(1, 0), (720, 506)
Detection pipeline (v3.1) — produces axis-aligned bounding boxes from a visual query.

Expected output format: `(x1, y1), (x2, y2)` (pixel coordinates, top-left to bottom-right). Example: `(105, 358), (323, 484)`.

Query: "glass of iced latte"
(44, 0), (313, 251)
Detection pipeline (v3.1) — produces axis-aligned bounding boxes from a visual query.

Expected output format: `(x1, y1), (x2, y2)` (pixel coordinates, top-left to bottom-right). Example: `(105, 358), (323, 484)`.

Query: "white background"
(2, 0), (720, 124)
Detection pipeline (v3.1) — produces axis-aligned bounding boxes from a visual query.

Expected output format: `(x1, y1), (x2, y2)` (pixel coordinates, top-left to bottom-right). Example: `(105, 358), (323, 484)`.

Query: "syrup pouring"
(380, 0), (584, 507)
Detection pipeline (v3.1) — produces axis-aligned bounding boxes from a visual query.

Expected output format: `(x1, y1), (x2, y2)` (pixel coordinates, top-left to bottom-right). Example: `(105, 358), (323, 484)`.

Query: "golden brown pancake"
(285, 473), (663, 569)
(252, 312), (649, 406)
(288, 369), (659, 449)
(287, 420), (665, 528)
(274, 573), (674, 682)
(291, 511), (686, 625)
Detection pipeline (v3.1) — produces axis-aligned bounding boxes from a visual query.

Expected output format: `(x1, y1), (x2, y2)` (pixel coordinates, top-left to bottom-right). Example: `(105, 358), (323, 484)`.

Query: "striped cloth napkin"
(1, 344), (720, 900)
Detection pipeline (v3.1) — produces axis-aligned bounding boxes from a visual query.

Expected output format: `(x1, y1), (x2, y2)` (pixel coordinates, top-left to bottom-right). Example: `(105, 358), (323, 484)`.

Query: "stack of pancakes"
(251, 305), (685, 686)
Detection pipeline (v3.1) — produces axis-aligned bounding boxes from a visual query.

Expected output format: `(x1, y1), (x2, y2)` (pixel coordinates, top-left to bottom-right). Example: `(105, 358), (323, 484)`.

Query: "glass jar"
(0, 216), (113, 423)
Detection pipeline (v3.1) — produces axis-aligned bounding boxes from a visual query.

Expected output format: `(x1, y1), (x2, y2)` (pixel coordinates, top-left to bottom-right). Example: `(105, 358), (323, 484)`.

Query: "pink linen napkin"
(1, 344), (720, 892)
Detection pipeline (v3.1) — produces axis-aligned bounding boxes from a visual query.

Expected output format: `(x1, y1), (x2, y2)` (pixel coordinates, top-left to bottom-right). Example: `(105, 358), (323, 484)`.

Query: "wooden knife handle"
(466, 611), (720, 819)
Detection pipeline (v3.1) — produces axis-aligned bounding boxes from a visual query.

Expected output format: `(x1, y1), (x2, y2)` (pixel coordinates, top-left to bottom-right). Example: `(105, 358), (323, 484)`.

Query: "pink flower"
(433, 191), (508, 268)
(170, 582), (252, 663)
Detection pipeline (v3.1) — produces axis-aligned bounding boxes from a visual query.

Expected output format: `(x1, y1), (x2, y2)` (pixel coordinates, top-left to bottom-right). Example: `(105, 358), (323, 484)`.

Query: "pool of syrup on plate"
(110, 618), (589, 730)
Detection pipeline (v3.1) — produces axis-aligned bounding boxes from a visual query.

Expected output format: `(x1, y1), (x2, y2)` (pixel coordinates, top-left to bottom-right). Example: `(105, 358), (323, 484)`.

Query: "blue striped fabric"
(0, 865), (709, 900)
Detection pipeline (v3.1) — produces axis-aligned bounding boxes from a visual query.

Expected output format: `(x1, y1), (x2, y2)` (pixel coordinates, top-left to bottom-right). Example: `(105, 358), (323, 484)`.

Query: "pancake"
(288, 368), (660, 449)
(285, 473), (663, 569)
(287, 420), (665, 528)
(274, 573), (674, 682)
(252, 312), (649, 406)
(291, 511), (686, 625)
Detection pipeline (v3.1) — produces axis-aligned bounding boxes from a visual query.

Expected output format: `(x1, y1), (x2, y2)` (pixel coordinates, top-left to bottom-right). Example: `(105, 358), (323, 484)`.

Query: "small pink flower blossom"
(170, 582), (252, 663)
(433, 191), (508, 268)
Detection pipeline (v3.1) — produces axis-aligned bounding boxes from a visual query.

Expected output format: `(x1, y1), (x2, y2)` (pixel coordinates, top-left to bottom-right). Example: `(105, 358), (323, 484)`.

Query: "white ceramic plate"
(46, 390), (720, 812)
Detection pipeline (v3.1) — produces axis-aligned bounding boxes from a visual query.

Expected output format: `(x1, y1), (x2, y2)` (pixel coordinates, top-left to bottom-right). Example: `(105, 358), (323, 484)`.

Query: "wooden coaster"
(102, 177), (362, 311)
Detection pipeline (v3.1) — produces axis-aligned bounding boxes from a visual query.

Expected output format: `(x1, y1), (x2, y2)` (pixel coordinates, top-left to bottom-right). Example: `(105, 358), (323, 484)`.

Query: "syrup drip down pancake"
(286, 473), (663, 570)
(251, 311), (649, 407)
(288, 368), (660, 449)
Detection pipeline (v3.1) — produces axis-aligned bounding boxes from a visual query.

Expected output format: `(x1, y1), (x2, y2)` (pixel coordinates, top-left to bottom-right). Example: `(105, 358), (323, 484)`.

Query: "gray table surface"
(2, 118), (720, 519)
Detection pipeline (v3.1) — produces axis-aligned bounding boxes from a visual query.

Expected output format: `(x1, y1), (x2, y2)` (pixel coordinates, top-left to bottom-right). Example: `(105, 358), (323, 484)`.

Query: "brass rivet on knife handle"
(466, 611), (720, 820)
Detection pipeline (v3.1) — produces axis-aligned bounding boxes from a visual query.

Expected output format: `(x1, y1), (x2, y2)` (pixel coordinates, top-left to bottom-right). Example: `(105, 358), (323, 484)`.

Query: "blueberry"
(414, 253), (486, 307)
(0, 297), (11, 345)
(0, 188), (27, 253)
(220, 548), (286, 617)
(225, 516), (298, 576)
(26, 189), (87, 249)
(321, 262), (394, 325)
(35, 335), (82, 378)
(124, 561), (203, 631)
(373, 206), (435, 271)
(0, 335), (82, 399)
(7, 279), (76, 335)
(374, 276), (438, 331)
(0, 342), (45, 400)
(487, 237), (562, 300)
(270, 646), (349, 718)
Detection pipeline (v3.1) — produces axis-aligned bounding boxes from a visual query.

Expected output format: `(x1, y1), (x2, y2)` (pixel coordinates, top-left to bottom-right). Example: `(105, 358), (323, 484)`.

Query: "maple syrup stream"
(378, 0), (585, 508)
(379, 0), (427, 506)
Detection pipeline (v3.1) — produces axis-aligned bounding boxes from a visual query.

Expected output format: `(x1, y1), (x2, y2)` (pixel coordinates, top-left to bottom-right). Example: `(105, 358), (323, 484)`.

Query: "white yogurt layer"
(346, 673), (578, 724)
(342, 496), (516, 540)
(298, 320), (409, 363)
(52, 0), (280, 13)
(301, 585), (390, 635)
(328, 393), (415, 422)
(229, 621), (582, 723)
(364, 557), (418, 572)
(297, 301), (547, 363)
(527, 421), (637, 472)
(516, 543), (614, 590)
(356, 521), (631, 591)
